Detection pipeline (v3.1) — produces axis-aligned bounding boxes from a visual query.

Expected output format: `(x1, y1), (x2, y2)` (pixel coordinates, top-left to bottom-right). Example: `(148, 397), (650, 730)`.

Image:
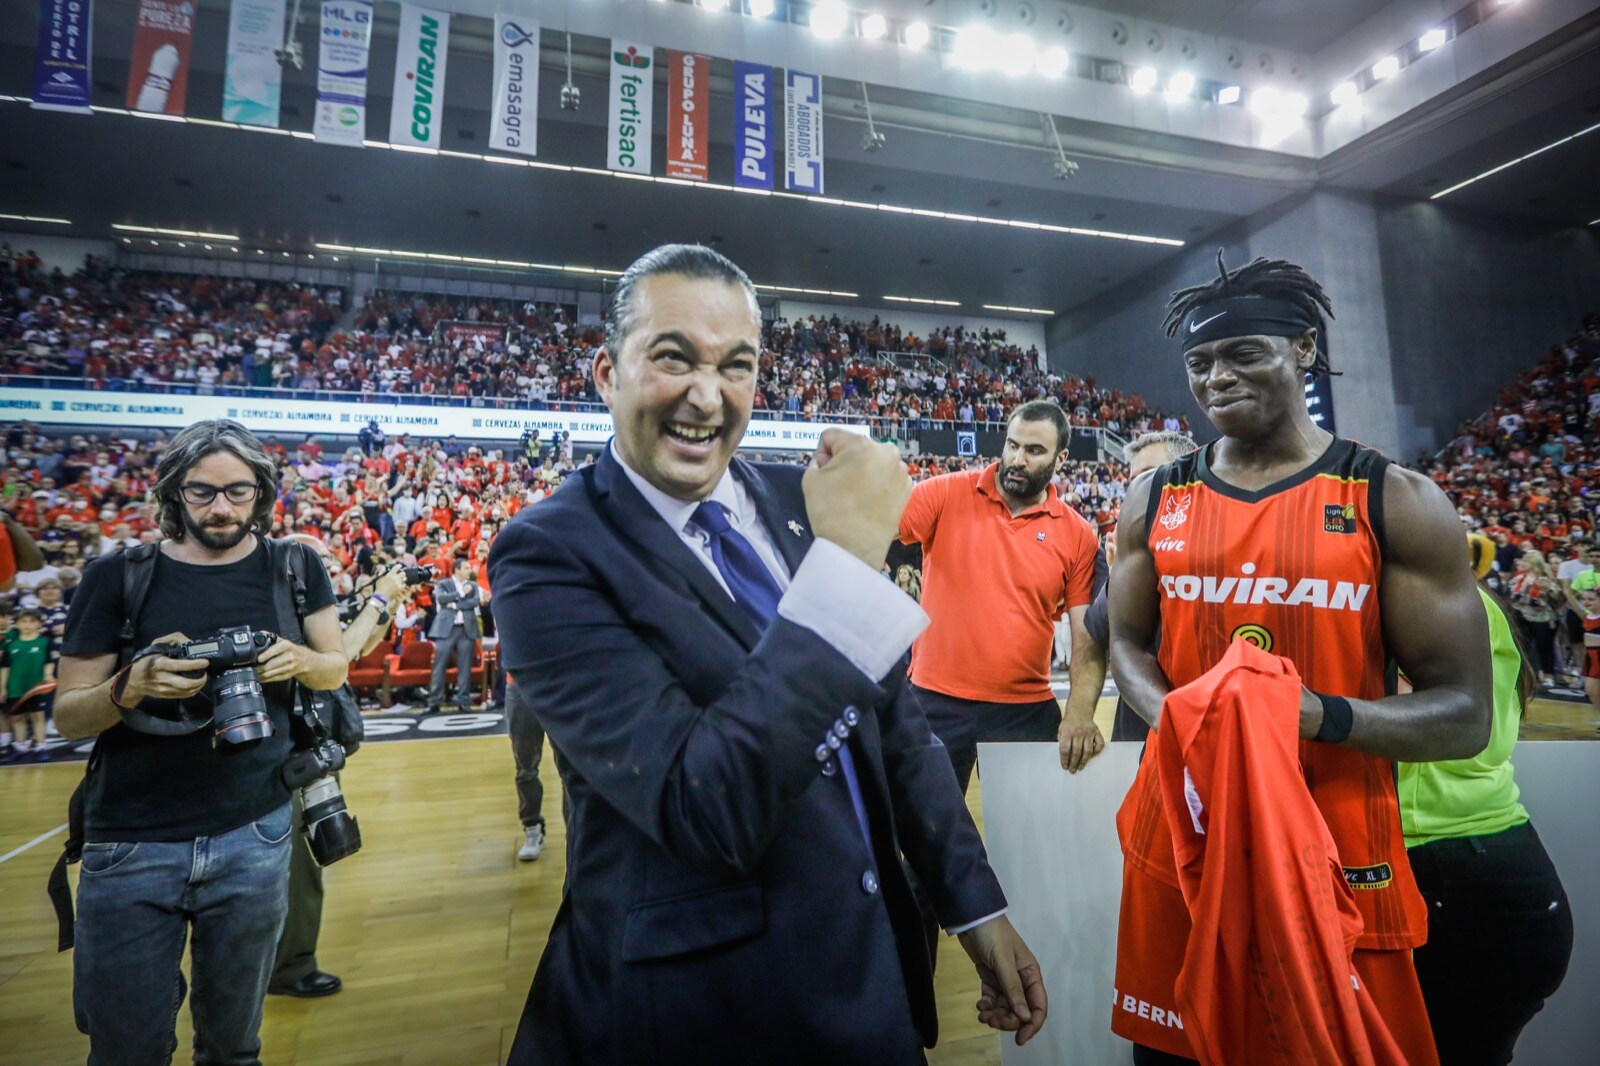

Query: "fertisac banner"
(389, 4), (451, 149)
(607, 40), (654, 174)
(733, 61), (773, 190)
(490, 14), (539, 156)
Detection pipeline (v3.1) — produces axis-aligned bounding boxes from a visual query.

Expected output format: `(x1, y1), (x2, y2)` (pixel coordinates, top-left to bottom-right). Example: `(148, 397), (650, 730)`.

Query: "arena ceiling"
(1, 0), (1597, 316)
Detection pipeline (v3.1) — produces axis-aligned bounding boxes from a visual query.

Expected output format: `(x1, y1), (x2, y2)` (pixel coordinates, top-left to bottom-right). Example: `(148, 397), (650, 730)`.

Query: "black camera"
(165, 626), (278, 746)
(281, 738), (362, 866)
(401, 565), (433, 587)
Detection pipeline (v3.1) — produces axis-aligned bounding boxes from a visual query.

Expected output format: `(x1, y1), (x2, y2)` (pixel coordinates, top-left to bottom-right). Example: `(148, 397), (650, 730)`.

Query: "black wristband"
(1313, 692), (1354, 744)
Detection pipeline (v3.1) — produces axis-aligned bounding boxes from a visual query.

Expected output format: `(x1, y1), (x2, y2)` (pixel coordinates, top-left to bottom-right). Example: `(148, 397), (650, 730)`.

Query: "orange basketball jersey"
(1117, 437), (1428, 951)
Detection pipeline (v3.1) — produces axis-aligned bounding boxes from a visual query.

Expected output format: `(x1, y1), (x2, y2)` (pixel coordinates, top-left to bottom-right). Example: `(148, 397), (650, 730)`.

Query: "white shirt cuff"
(946, 908), (1008, 936)
(776, 538), (929, 683)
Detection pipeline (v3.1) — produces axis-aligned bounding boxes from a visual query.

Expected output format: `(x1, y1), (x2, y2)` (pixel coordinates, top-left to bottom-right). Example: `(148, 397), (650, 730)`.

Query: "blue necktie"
(692, 501), (875, 856)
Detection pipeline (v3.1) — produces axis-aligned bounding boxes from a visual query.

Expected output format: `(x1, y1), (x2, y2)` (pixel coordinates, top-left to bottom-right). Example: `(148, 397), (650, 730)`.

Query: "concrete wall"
(2, 231), (115, 273)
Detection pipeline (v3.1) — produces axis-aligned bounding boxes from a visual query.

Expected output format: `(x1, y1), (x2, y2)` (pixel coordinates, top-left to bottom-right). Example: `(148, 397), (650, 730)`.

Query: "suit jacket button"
(825, 733), (842, 751)
(832, 721), (849, 739)
(820, 758), (837, 777)
(843, 707), (860, 727)
(814, 743), (830, 763)
(861, 870), (879, 895)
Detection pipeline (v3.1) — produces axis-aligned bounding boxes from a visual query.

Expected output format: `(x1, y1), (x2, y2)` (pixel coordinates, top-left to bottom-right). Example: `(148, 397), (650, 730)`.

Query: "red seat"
(347, 646), (392, 707)
(385, 641), (436, 702)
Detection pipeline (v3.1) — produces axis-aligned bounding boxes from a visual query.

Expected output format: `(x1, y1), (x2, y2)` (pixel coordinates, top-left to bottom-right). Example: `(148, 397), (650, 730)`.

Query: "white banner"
(0, 388), (866, 451)
(785, 69), (824, 194)
(314, 0), (372, 146)
(490, 14), (538, 156)
(607, 39), (653, 174)
(389, 4), (450, 148)
(223, 0), (286, 126)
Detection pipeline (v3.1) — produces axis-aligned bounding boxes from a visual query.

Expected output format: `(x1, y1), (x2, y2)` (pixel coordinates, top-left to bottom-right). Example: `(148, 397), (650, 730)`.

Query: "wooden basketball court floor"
(1, 694), (1593, 1066)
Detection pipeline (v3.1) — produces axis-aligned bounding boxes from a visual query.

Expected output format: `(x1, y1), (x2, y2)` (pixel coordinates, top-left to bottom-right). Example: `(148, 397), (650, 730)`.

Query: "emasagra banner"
(490, 14), (538, 156)
(314, 0), (371, 146)
(223, 0), (286, 127)
(127, 0), (195, 115)
(666, 51), (708, 182)
(607, 40), (654, 175)
(784, 69), (824, 194)
(389, 4), (451, 149)
(31, 0), (93, 114)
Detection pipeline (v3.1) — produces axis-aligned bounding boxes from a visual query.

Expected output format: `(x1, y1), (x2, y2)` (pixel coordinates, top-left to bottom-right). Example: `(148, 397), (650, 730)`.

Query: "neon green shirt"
(1397, 588), (1529, 847)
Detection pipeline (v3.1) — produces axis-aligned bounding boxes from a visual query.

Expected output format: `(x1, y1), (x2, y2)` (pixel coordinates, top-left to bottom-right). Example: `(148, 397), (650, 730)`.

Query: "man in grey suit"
(426, 557), (481, 713)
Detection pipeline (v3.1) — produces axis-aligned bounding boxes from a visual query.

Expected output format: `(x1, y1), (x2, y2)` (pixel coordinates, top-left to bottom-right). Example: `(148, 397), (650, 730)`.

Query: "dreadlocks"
(1164, 249), (1338, 376)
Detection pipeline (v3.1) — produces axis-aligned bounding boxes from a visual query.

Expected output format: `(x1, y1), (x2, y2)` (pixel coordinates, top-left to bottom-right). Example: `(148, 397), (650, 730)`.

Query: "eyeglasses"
(180, 481), (260, 506)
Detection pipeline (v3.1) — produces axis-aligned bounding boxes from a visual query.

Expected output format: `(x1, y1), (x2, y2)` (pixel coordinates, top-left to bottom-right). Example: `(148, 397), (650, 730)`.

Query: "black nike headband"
(1178, 295), (1319, 353)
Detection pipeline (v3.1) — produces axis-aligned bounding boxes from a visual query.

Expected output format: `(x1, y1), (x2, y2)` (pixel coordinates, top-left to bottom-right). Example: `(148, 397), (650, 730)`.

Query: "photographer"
(54, 420), (346, 1066)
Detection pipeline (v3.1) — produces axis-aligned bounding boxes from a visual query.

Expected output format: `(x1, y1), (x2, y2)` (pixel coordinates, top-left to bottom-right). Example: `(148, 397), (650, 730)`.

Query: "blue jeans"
(73, 803), (294, 1066)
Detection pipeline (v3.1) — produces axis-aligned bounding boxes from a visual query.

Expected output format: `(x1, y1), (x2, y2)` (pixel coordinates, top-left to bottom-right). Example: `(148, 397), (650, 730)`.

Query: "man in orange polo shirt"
(898, 399), (1107, 792)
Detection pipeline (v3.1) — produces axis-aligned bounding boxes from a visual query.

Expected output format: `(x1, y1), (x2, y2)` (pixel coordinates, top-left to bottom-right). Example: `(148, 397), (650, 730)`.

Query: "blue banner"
(784, 69), (824, 194)
(32, 0), (93, 114)
(733, 61), (773, 190)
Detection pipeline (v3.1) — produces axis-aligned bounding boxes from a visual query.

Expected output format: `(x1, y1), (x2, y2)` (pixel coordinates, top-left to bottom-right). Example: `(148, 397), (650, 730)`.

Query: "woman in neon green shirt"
(1399, 538), (1573, 1065)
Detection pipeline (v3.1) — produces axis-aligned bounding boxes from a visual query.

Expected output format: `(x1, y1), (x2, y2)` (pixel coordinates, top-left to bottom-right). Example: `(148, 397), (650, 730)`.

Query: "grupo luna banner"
(31, 0), (93, 114)
(733, 61), (773, 190)
(607, 40), (654, 175)
(223, 0), (286, 127)
(666, 51), (709, 182)
(389, 4), (450, 148)
(0, 387), (866, 451)
(126, 0), (194, 115)
(784, 69), (824, 194)
(314, 0), (372, 146)
(490, 14), (539, 156)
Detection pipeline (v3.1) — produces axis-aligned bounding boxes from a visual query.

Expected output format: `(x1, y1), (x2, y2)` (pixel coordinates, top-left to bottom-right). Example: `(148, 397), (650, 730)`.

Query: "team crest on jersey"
(1342, 863), (1394, 890)
(1159, 493), (1192, 531)
(1323, 503), (1357, 534)
(1230, 623), (1274, 653)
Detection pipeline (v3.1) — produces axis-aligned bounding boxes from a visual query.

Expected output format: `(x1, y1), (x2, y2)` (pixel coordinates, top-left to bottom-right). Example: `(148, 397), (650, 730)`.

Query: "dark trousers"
(909, 684), (1061, 795)
(507, 680), (546, 830)
(427, 626), (476, 709)
(1408, 820), (1573, 1065)
(1132, 1046), (1197, 1066)
(272, 783), (325, 987)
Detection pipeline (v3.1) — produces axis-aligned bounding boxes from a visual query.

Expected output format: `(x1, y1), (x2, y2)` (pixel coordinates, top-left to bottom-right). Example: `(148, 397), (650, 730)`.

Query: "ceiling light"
(998, 33), (1036, 77)
(1330, 81), (1359, 107)
(1037, 46), (1070, 78)
(1372, 55), (1400, 79)
(748, 0), (775, 14)
(1432, 119), (1600, 199)
(883, 295), (961, 307)
(903, 21), (929, 48)
(1216, 85), (1241, 105)
(1129, 66), (1158, 93)
(811, 0), (848, 38)
(0, 213), (71, 225)
(1279, 92), (1308, 117)
(1165, 71), (1195, 100)
(982, 304), (1055, 315)
(861, 13), (886, 39)
(699, 0), (729, 10)
(177, 242), (186, 248)
(952, 26), (998, 70)
(112, 223), (240, 241)
(1419, 28), (1447, 51)
(1248, 87), (1280, 115)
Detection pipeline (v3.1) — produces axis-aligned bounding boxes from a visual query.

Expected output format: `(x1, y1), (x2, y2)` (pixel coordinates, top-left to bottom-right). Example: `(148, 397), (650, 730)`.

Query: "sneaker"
(518, 824), (545, 862)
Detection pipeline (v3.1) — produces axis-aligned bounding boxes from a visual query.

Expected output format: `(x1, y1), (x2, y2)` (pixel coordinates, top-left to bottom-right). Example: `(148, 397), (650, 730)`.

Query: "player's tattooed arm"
(1108, 470), (1173, 729)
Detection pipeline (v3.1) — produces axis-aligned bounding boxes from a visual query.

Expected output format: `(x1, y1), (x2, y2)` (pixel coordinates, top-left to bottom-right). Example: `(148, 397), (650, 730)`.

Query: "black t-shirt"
(62, 538), (335, 842)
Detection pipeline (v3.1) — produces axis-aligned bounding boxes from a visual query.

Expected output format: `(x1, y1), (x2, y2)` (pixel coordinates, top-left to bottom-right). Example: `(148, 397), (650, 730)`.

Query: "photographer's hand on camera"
(120, 631), (209, 704)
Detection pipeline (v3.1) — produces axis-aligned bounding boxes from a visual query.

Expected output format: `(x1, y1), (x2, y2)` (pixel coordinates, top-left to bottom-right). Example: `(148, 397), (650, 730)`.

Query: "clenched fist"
(803, 430), (912, 571)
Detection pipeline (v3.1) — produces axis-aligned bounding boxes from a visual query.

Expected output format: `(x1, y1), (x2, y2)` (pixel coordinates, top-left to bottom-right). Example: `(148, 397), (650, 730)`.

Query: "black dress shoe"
(269, 971), (343, 998)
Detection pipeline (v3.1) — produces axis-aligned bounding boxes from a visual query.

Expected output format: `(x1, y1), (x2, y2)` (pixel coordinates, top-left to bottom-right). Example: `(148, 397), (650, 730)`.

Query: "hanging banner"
(607, 40), (654, 175)
(31, 0), (93, 114)
(223, 0), (286, 127)
(489, 14), (539, 156)
(667, 51), (709, 182)
(314, 0), (372, 146)
(784, 69), (824, 195)
(389, 4), (451, 148)
(733, 61), (773, 190)
(126, 0), (195, 115)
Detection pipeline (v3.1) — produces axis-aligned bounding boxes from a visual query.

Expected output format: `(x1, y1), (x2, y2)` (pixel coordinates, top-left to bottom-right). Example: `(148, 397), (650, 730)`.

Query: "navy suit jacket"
(488, 447), (1007, 1066)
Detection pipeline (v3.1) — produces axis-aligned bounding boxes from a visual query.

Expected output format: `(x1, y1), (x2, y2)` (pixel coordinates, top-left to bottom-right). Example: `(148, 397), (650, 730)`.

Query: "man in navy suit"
(489, 245), (1047, 1065)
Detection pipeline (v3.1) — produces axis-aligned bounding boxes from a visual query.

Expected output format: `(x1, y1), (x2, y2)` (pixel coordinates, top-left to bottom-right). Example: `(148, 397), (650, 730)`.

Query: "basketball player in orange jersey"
(1106, 253), (1493, 1065)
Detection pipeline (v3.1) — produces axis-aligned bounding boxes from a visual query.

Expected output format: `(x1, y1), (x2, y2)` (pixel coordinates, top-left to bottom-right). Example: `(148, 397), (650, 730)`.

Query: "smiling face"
(1183, 330), (1318, 441)
(594, 275), (760, 501)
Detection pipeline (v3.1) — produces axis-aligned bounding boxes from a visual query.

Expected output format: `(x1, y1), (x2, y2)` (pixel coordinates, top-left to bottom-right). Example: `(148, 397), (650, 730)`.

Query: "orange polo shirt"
(898, 463), (1098, 703)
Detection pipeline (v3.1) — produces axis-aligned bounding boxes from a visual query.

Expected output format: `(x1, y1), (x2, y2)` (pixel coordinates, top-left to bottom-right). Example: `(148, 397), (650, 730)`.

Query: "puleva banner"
(223, 0), (286, 127)
(314, 0), (371, 146)
(733, 61), (773, 190)
(490, 14), (539, 156)
(607, 40), (654, 175)
(667, 51), (708, 182)
(784, 69), (824, 195)
(389, 4), (451, 149)
(126, 0), (194, 115)
(31, 0), (93, 114)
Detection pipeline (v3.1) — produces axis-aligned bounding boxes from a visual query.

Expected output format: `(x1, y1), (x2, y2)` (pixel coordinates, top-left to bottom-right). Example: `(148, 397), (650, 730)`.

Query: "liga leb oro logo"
(1323, 502), (1357, 534)
(1158, 492), (1192, 531)
(1230, 623), (1274, 653)
(615, 45), (651, 68)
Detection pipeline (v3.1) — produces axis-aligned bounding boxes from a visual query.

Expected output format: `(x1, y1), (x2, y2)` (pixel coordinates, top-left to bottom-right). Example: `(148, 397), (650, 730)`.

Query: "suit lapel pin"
(787, 520), (805, 537)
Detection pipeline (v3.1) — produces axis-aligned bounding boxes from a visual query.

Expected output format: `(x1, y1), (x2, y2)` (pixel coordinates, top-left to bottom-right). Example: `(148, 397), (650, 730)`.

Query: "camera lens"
(212, 666), (273, 746)
(301, 776), (362, 866)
